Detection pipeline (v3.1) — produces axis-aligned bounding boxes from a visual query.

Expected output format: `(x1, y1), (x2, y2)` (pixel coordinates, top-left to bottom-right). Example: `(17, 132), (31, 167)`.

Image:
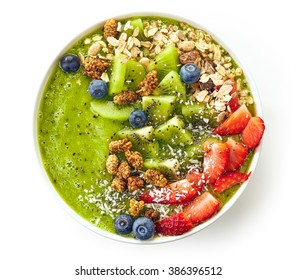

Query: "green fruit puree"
(37, 16), (255, 236)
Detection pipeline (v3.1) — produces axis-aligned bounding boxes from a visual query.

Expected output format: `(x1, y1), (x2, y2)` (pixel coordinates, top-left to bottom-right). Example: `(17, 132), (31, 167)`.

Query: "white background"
(1, 0), (296, 279)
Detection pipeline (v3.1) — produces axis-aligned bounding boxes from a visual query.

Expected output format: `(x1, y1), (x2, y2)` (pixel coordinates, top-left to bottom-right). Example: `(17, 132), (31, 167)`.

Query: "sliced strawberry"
(228, 92), (239, 112)
(226, 138), (248, 172)
(140, 179), (199, 204)
(183, 192), (220, 224)
(203, 141), (229, 185)
(186, 169), (205, 189)
(155, 212), (193, 236)
(214, 105), (252, 135)
(213, 171), (251, 193)
(241, 116), (265, 149)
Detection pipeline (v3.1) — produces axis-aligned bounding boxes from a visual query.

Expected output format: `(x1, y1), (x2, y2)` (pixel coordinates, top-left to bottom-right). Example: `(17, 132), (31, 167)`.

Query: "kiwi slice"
(123, 60), (146, 91)
(153, 70), (186, 101)
(117, 126), (159, 157)
(108, 54), (127, 96)
(181, 102), (220, 125)
(147, 45), (179, 80)
(142, 95), (176, 125)
(90, 101), (134, 121)
(143, 158), (180, 180)
(154, 116), (194, 146)
(130, 18), (145, 40)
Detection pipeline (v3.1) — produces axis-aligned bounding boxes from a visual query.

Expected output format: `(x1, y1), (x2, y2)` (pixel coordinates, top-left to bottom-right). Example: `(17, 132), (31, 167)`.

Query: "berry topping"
(114, 214), (133, 235)
(59, 54), (80, 73)
(214, 104), (252, 135)
(129, 109), (148, 128)
(155, 212), (193, 236)
(186, 169), (205, 189)
(226, 78), (239, 112)
(184, 192), (220, 224)
(228, 93), (239, 112)
(213, 171), (251, 193)
(180, 63), (201, 84)
(88, 79), (108, 99)
(132, 217), (155, 240)
(203, 141), (230, 185)
(226, 138), (248, 172)
(241, 116), (265, 149)
(140, 179), (199, 205)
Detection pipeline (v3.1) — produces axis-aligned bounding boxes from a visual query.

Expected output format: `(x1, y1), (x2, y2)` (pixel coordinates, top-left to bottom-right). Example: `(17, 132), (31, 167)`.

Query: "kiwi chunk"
(153, 71), (186, 101)
(90, 101), (134, 121)
(142, 95), (176, 125)
(143, 158), (180, 180)
(123, 60), (146, 91)
(185, 143), (204, 159)
(154, 116), (194, 146)
(118, 126), (153, 142)
(147, 45), (179, 80)
(185, 137), (222, 160)
(117, 126), (159, 157)
(108, 54), (127, 95)
(181, 102), (220, 125)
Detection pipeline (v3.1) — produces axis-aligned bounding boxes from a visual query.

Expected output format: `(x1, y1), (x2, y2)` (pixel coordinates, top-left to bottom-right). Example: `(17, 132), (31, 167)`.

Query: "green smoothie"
(37, 16), (258, 238)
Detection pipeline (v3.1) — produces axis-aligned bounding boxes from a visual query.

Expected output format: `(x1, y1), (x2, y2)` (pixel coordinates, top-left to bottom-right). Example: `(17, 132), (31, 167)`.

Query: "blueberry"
(129, 109), (147, 128)
(88, 80), (108, 99)
(132, 217), (155, 240)
(180, 63), (201, 84)
(114, 214), (133, 235)
(59, 54), (80, 73)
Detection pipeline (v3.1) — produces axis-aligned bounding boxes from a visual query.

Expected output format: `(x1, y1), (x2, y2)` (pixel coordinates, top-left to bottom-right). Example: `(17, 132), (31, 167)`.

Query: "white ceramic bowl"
(34, 12), (263, 244)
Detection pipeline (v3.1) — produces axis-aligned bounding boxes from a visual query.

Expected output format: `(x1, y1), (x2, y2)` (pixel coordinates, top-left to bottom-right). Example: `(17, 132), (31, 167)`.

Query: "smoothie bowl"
(35, 14), (265, 243)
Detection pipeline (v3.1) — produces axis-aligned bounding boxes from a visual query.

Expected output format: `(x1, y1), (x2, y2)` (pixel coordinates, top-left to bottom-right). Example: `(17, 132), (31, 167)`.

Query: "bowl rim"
(33, 11), (263, 244)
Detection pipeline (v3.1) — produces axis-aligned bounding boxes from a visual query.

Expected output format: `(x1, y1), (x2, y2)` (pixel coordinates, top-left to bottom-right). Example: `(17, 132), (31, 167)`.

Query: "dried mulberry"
(144, 169), (167, 187)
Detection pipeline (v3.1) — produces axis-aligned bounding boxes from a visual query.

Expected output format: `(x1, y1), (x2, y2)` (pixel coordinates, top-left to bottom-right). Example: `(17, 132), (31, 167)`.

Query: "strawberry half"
(214, 104), (252, 135)
(140, 179), (199, 204)
(184, 192), (220, 224)
(203, 141), (229, 185)
(241, 116), (265, 149)
(155, 212), (193, 236)
(226, 138), (248, 172)
(213, 171), (251, 193)
(186, 169), (205, 189)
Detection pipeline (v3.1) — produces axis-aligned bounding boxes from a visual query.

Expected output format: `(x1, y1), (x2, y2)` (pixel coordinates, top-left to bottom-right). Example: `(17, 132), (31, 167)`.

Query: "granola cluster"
(144, 208), (160, 222)
(113, 90), (138, 105)
(137, 70), (158, 96)
(83, 57), (109, 80)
